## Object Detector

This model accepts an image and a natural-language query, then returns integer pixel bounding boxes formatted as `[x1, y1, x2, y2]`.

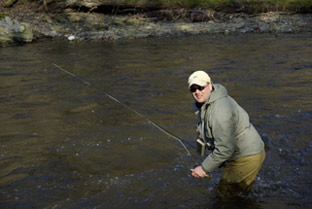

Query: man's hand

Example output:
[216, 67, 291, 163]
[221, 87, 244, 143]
[191, 165, 209, 178]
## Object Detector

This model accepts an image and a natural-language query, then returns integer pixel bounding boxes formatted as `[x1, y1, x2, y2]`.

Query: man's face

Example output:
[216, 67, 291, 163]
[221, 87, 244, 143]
[190, 83, 213, 103]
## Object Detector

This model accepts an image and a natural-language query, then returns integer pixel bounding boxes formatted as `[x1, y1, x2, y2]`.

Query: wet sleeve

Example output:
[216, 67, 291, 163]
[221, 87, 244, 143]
[201, 100, 236, 173]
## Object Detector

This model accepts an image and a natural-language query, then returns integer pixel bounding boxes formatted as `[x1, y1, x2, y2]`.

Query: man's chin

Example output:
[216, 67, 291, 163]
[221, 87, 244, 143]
[195, 98, 204, 103]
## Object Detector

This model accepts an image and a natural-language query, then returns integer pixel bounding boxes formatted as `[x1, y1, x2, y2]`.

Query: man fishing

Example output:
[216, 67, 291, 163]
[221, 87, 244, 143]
[189, 71, 265, 198]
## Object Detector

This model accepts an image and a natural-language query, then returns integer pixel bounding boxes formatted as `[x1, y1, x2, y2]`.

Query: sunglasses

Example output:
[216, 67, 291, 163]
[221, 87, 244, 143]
[190, 85, 206, 93]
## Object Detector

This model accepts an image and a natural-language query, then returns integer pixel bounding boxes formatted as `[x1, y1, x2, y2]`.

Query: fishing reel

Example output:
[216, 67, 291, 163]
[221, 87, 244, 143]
[196, 138, 215, 156]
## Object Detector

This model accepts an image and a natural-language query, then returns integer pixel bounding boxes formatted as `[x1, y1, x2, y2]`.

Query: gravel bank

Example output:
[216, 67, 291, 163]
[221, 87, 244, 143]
[1, 2, 311, 44]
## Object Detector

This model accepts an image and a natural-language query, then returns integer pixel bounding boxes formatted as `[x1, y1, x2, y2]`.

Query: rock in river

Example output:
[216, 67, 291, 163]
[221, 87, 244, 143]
[0, 15, 33, 44]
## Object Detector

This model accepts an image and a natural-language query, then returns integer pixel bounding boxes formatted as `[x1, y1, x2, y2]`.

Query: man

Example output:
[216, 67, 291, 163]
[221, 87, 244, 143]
[188, 70, 265, 197]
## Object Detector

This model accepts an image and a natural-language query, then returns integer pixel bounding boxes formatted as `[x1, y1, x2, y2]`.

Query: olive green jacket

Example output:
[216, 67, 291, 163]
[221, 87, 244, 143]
[194, 84, 264, 173]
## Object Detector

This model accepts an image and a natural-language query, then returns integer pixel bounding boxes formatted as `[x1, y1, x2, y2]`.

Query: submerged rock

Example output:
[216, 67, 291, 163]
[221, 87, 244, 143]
[0, 15, 33, 44]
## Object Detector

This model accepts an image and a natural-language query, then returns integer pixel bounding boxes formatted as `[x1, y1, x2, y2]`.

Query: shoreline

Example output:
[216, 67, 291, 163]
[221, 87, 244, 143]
[1, 3, 312, 45]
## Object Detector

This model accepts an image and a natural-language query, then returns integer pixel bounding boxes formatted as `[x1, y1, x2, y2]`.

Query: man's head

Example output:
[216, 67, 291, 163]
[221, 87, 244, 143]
[188, 71, 213, 103]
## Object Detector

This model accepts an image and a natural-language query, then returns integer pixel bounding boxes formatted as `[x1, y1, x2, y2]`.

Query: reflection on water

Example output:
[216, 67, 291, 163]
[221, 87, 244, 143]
[1, 34, 312, 208]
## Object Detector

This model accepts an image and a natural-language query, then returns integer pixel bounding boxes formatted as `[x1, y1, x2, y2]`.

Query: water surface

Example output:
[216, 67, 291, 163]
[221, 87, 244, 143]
[1, 34, 312, 208]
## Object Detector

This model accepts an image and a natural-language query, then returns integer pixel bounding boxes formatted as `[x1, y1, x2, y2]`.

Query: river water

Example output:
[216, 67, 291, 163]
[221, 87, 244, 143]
[1, 34, 311, 208]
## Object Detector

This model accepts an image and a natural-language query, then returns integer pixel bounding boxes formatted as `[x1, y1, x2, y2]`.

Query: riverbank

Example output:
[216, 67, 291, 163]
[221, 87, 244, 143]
[1, 0, 312, 45]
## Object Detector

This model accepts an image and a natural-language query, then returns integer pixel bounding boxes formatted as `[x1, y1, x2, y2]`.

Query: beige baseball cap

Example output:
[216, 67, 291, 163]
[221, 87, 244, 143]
[188, 71, 212, 88]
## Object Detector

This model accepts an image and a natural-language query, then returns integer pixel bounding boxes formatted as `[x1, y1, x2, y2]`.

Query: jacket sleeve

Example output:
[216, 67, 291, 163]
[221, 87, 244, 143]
[201, 99, 236, 173]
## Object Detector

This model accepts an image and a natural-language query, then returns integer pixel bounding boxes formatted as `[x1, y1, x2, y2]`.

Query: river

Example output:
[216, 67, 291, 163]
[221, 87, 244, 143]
[1, 33, 311, 208]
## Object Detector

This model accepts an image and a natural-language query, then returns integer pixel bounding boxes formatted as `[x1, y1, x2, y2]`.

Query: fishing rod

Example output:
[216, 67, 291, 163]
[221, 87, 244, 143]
[52, 63, 199, 165]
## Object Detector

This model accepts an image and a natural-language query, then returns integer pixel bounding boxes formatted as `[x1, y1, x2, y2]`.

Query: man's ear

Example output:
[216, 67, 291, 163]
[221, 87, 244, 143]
[208, 83, 213, 91]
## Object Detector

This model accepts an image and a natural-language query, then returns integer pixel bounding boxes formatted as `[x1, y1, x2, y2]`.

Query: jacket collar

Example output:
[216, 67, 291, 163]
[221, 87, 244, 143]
[193, 84, 228, 113]
[207, 83, 228, 104]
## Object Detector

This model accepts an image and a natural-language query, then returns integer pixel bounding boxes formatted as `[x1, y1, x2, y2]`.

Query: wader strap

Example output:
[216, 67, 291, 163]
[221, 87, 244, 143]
[201, 107, 210, 145]
[201, 121, 208, 145]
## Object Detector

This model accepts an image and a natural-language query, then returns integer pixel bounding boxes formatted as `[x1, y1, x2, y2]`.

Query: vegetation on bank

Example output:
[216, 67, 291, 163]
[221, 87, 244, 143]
[1, 0, 311, 45]
[117, 0, 312, 13]
[3, 0, 312, 13]
[105, 0, 312, 9]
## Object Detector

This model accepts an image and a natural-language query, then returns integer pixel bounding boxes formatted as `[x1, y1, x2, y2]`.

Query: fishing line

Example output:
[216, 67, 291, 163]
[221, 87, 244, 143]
[52, 63, 199, 165]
